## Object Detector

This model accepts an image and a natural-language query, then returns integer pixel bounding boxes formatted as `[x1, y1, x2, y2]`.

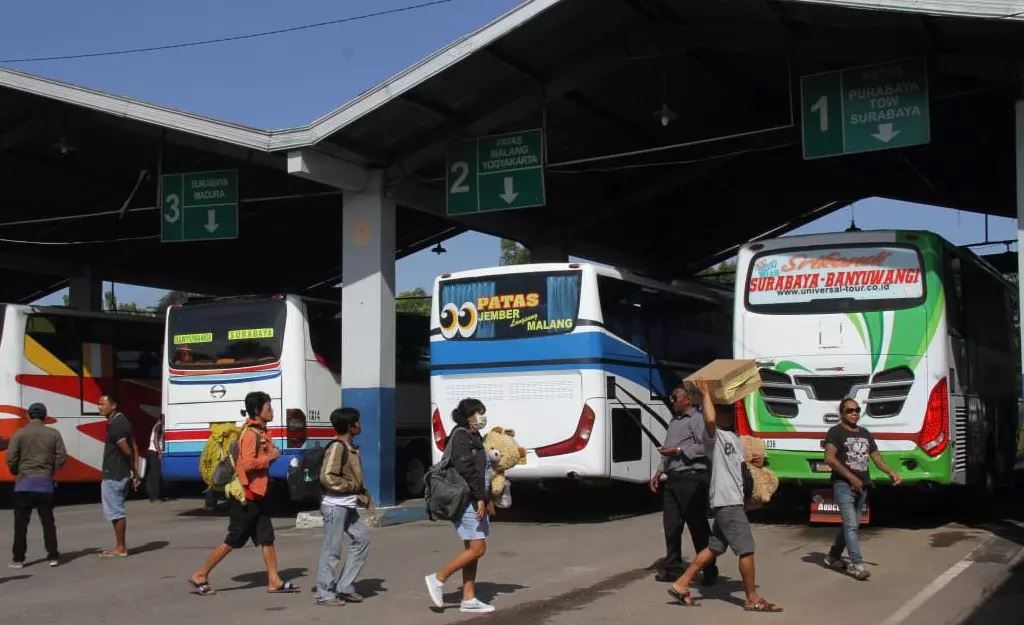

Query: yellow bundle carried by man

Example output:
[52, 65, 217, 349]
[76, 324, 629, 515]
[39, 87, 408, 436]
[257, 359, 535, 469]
[199, 423, 241, 490]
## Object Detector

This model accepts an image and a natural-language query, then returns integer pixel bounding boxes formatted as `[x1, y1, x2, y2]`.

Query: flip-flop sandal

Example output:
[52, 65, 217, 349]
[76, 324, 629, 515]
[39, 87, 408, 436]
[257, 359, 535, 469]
[99, 551, 128, 558]
[188, 579, 216, 596]
[268, 581, 301, 594]
[667, 588, 699, 606]
[745, 598, 783, 612]
[316, 599, 346, 607]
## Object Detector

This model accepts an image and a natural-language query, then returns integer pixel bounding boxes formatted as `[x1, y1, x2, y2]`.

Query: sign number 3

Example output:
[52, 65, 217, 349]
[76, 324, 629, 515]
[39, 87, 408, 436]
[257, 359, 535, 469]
[165, 193, 181, 223]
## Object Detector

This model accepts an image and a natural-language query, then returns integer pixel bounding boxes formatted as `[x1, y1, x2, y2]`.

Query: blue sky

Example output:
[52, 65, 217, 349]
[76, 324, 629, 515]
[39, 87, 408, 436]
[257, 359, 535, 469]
[2, 1, 1016, 307]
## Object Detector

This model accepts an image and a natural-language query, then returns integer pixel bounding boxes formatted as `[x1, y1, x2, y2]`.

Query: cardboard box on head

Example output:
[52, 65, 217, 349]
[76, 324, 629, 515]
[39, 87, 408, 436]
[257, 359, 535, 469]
[684, 359, 762, 405]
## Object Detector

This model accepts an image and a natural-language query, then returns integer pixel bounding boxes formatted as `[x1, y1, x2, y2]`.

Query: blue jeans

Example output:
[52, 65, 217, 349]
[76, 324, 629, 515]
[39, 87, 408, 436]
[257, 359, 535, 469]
[830, 481, 868, 565]
[315, 505, 370, 602]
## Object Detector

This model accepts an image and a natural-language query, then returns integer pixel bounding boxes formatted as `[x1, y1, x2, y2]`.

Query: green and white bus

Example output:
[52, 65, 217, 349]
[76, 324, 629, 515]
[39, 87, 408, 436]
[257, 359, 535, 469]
[733, 230, 1021, 510]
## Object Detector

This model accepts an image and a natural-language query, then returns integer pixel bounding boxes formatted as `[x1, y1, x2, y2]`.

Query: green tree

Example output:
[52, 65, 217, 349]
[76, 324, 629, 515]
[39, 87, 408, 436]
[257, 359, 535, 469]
[104, 290, 117, 311]
[62, 293, 70, 307]
[499, 238, 531, 265]
[396, 287, 431, 316]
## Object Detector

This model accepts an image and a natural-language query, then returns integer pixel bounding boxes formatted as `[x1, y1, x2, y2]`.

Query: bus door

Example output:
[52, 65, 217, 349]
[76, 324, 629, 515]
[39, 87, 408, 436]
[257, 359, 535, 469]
[605, 302, 656, 482]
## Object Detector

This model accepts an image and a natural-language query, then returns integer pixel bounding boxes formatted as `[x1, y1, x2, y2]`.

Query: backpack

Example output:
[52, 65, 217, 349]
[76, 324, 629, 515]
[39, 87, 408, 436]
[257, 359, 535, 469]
[286, 440, 347, 503]
[211, 426, 262, 488]
[423, 428, 471, 521]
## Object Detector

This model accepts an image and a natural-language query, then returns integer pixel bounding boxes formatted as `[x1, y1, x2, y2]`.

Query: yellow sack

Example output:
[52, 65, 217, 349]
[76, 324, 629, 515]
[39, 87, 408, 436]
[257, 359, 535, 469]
[199, 423, 241, 489]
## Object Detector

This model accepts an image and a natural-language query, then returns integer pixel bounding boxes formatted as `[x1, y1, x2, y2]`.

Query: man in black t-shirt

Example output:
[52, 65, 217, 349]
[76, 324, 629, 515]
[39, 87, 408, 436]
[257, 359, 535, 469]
[823, 397, 902, 581]
[99, 393, 140, 558]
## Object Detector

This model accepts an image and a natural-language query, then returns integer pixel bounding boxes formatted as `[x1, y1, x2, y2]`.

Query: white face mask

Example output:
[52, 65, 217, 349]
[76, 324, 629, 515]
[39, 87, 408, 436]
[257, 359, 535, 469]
[474, 413, 487, 430]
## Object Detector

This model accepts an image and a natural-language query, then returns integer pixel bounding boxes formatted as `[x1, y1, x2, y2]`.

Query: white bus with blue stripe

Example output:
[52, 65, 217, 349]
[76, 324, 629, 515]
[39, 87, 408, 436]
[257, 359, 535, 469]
[429, 263, 732, 485]
[161, 294, 433, 498]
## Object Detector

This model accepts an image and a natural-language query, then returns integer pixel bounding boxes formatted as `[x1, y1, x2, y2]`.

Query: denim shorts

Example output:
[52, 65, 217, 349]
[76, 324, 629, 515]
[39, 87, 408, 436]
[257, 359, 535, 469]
[453, 501, 490, 541]
[101, 478, 130, 521]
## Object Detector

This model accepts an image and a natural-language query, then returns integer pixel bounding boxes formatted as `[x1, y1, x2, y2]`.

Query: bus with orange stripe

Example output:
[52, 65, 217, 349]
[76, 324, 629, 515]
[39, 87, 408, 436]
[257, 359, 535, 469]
[0, 304, 162, 486]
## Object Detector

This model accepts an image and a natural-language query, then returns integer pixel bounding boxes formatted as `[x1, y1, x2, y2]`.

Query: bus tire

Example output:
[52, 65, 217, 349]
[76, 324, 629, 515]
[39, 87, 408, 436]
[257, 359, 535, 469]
[964, 463, 996, 522]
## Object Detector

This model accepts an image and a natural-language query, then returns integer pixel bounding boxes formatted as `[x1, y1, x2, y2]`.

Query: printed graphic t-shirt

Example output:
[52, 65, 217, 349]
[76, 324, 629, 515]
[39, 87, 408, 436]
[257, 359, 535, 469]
[825, 424, 878, 485]
[705, 428, 745, 509]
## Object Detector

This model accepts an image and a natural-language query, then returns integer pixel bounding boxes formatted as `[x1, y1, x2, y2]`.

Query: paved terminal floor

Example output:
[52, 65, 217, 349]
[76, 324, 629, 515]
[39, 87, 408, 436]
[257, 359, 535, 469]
[0, 483, 1021, 625]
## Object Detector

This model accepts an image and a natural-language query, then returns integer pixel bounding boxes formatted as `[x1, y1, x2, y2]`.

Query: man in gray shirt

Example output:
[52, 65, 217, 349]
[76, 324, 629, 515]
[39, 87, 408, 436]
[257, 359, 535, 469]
[650, 386, 717, 585]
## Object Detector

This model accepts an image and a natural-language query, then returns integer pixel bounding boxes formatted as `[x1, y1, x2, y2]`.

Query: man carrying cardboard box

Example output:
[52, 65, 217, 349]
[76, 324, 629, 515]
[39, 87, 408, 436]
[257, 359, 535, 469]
[667, 378, 782, 613]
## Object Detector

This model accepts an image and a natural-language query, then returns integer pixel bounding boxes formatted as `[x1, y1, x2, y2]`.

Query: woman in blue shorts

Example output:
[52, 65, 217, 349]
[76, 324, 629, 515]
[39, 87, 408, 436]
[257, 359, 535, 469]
[424, 398, 494, 614]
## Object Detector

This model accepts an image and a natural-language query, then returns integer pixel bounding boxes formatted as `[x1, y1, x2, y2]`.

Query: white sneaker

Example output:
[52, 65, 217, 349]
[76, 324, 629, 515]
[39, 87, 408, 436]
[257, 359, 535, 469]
[424, 573, 444, 608]
[8, 562, 23, 569]
[48, 560, 59, 568]
[460, 598, 495, 613]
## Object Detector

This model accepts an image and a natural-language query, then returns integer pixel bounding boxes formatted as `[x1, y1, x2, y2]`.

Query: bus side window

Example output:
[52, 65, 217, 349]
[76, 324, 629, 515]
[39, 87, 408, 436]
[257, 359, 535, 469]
[116, 321, 162, 379]
[26, 314, 82, 375]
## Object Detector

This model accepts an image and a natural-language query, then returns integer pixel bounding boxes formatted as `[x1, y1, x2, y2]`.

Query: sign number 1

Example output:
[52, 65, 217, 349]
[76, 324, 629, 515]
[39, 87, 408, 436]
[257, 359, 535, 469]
[810, 95, 829, 132]
[449, 161, 470, 194]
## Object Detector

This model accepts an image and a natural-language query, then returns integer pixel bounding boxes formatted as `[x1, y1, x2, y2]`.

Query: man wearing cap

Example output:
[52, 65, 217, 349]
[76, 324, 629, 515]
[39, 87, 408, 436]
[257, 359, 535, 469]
[6, 402, 66, 568]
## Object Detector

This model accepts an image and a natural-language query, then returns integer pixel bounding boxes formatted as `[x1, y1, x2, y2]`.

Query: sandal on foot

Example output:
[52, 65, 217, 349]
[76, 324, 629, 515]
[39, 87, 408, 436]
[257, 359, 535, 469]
[268, 581, 301, 593]
[188, 579, 216, 596]
[745, 598, 783, 612]
[667, 588, 698, 606]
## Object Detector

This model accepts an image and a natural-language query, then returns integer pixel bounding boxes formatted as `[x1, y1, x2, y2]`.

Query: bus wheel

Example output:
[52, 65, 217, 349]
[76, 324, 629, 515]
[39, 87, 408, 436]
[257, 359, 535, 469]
[404, 457, 427, 499]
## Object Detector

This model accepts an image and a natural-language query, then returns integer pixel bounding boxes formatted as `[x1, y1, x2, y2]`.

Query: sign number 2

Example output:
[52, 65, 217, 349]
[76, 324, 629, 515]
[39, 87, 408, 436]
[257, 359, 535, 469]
[165, 193, 181, 223]
[449, 161, 470, 194]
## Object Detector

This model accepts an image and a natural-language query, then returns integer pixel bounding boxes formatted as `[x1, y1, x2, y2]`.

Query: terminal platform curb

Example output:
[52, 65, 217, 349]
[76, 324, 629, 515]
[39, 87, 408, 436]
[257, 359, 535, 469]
[295, 498, 428, 529]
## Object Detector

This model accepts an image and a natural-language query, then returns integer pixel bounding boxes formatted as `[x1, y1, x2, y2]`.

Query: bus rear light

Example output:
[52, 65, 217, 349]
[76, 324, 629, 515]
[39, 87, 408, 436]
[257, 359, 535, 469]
[734, 398, 753, 437]
[569, 263, 580, 268]
[536, 404, 596, 458]
[286, 409, 307, 449]
[749, 243, 764, 251]
[432, 407, 447, 451]
[441, 273, 451, 279]
[918, 378, 949, 457]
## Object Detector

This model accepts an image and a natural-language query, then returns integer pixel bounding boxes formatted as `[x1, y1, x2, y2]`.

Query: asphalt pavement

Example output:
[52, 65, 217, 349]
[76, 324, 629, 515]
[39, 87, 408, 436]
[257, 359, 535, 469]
[0, 483, 1020, 625]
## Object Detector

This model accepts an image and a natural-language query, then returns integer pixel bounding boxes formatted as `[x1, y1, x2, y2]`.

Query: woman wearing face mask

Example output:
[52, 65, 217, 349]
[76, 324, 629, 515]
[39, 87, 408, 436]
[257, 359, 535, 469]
[424, 398, 495, 613]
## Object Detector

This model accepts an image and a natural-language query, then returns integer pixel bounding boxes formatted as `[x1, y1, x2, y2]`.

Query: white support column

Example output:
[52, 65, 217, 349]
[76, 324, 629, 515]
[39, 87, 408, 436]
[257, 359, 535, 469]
[341, 171, 397, 506]
[68, 269, 102, 311]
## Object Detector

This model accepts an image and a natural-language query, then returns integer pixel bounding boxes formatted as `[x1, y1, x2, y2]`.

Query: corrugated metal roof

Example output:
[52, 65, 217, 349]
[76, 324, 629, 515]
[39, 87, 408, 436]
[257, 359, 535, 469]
[0, 0, 1021, 159]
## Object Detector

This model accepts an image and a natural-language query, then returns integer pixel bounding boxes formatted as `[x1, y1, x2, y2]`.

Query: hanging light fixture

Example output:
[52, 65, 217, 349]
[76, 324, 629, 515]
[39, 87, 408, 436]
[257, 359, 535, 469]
[652, 37, 676, 128]
[431, 241, 447, 255]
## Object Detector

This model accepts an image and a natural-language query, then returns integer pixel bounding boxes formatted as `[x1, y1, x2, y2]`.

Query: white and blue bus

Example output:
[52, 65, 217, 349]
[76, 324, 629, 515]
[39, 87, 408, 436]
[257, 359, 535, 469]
[429, 263, 732, 485]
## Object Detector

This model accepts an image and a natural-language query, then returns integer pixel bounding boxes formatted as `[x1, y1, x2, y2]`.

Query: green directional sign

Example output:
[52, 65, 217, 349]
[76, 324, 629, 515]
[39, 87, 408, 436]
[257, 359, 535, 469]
[446, 129, 546, 215]
[801, 57, 930, 159]
[160, 169, 239, 243]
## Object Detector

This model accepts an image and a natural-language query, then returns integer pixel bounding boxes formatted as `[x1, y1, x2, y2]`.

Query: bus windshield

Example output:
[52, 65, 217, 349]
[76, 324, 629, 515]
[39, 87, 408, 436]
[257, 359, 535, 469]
[745, 243, 926, 314]
[438, 270, 581, 340]
[167, 299, 286, 369]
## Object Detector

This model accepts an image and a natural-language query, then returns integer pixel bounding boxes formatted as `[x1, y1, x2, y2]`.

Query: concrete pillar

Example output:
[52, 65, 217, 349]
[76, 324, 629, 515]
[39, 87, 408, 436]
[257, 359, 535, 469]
[342, 172, 397, 507]
[1015, 101, 1024, 443]
[68, 269, 102, 311]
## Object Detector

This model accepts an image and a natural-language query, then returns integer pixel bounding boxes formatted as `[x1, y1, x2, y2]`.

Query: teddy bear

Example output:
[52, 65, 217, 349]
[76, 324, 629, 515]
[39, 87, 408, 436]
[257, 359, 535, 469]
[482, 426, 525, 512]
[740, 435, 779, 508]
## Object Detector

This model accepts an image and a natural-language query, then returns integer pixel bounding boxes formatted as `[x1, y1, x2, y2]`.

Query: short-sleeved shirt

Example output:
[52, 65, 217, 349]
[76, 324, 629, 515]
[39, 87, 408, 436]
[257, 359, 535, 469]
[825, 424, 878, 485]
[102, 412, 134, 480]
[705, 428, 745, 509]
[661, 408, 709, 473]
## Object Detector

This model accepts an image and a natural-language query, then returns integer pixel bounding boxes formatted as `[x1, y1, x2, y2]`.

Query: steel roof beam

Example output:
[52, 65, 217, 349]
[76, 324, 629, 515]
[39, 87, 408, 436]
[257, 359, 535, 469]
[287, 148, 371, 192]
